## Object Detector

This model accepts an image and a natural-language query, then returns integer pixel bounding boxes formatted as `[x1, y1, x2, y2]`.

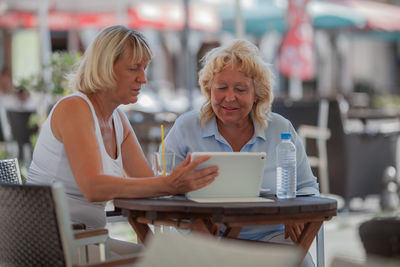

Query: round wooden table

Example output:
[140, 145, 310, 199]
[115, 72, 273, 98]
[114, 195, 337, 264]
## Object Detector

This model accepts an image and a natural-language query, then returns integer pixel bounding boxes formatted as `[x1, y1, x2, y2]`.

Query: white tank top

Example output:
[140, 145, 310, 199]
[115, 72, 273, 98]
[27, 91, 125, 228]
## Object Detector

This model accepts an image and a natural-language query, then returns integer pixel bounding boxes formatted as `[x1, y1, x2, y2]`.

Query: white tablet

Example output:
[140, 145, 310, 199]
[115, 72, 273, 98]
[187, 152, 266, 200]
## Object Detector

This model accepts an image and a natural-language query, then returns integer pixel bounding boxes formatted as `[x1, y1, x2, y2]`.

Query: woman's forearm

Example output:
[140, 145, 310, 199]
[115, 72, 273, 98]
[79, 174, 173, 202]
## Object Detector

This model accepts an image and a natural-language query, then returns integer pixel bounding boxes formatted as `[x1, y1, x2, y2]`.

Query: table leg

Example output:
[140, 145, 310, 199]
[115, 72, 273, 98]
[316, 224, 325, 267]
[285, 221, 323, 264]
[128, 216, 151, 244]
[190, 218, 220, 236]
[297, 221, 323, 264]
[299, 221, 322, 251]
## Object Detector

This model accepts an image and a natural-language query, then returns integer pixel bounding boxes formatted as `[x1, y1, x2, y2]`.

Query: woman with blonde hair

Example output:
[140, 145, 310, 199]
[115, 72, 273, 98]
[27, 25, 218, 256]
[164, 39, 319, 266]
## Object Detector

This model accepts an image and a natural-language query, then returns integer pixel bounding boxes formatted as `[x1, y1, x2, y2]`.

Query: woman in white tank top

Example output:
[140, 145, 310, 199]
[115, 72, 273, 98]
[27, 25, 218, 257]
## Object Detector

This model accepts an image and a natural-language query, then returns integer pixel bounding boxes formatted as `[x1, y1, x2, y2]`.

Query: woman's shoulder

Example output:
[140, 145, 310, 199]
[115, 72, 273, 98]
[52, 93, 92, 121]
[267, 112, 293, 129]
[50, 93, 95, 140]
[55, 93, 89, 111]
[268, 112, 290, 123]
[174, 110, 201, 126]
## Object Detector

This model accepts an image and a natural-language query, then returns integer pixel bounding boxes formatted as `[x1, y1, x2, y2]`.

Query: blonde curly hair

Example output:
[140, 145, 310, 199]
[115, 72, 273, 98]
[198, 39, 273, 132]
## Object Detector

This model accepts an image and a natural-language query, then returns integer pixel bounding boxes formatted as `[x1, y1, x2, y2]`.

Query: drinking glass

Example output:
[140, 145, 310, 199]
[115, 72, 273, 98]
[152, 152, 176, 176]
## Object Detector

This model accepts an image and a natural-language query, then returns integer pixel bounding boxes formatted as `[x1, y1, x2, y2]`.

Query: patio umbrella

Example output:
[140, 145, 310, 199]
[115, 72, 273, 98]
[309, 0, 365, 30]
[336, 0, 400, 40]
[220, 0, 366, 35]
[0, 0, 221, 31]
[337, 0, 400, 32]
[220, 1, 286, 35]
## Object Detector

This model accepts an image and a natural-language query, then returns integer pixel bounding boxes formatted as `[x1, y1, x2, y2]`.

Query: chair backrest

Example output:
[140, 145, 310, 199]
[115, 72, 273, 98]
[0, 183, 77, 267]
[6, 110, 38, 162]
[325, 98, 348, 197]
[359, 217, 400, 259]
[0, 158, 22, 184]
[272, 98, 330, 191]
[272, 98, 320, 129]
[6, 110, 37, 145]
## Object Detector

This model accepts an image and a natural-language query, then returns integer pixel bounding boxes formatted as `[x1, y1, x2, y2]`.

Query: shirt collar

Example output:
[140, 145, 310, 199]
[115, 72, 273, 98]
[202, 116, 221, 139]
[248, 113, 267, 144]
[202, 113, 267, 142]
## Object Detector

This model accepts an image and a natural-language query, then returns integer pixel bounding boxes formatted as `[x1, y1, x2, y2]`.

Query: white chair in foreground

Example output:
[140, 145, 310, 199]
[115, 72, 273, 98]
[136, 231, 301, 267]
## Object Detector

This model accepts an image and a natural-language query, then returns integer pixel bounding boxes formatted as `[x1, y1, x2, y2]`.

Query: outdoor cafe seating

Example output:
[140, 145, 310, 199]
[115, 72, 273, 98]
[6, 110, 37, 164]
[0, 158, 22, 185]
[272, 96, 400, 209]
[0, 183, 138, 267]
[0, 182, 307, 267]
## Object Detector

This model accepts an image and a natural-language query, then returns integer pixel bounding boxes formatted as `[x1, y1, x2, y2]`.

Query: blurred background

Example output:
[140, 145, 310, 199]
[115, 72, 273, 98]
[1, 0, 400, 266]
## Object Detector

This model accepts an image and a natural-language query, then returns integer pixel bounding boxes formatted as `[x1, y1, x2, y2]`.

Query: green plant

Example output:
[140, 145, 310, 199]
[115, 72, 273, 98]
[28, 113, 40, 149]
[19, 162, 27, 183]
[371, 94, 400, 110]
[0, 150, 9, 160]
[13, 51, 80, 154]
[49, 51, 80, 96]
[15, 51, 80, 96]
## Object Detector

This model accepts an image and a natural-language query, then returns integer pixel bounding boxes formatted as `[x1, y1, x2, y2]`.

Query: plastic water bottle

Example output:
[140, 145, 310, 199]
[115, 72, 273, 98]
[276, 132, 296, 199]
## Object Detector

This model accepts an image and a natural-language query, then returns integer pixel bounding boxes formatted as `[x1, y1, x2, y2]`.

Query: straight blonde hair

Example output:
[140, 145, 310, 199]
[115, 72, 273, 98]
[69, 25, 153, 93]
[198, 39, 273, 132]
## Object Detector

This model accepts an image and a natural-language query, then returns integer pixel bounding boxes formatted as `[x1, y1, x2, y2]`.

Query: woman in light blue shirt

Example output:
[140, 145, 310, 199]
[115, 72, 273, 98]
[164, 39, 319, 266]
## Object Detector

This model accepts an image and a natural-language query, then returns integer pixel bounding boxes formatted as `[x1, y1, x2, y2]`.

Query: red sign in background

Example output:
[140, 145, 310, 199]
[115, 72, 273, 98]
[279, 0, 314, 81]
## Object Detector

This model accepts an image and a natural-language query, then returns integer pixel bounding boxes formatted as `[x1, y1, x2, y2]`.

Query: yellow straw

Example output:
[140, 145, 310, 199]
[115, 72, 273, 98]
[161, 125, 166, 176]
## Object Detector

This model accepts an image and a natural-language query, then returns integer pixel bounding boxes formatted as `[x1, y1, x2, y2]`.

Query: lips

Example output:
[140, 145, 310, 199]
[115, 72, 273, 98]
[222, 105, 239, 111]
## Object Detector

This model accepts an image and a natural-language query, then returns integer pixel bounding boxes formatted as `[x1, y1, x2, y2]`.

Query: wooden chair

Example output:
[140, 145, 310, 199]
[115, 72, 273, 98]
[0, 183, 138, 266]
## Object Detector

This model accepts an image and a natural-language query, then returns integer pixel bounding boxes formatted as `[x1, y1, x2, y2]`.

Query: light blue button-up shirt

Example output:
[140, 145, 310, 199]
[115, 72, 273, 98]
[164, 110, 319, 240]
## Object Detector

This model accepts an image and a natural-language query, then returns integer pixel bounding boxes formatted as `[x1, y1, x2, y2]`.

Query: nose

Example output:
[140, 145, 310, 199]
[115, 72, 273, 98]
[224, 88, 236, 102]
[137, 69, 147, 84]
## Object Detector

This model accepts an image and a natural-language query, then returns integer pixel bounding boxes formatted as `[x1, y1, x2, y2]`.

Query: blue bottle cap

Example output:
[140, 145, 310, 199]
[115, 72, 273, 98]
[281, 132, 291, 139]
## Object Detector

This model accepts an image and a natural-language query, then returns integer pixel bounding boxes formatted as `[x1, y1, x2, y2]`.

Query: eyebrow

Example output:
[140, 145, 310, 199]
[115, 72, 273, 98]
[213, 81, 250, 87]
[129, 62, 148, 68]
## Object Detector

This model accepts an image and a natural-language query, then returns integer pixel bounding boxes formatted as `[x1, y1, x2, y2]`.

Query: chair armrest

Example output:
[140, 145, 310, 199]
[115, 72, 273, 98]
[298, 125, 331, 140]
[73, 229, 110, 263]
[73, 228, 109, 249]
[74, 229, 108, 240]
[75, 254, 140, 267]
